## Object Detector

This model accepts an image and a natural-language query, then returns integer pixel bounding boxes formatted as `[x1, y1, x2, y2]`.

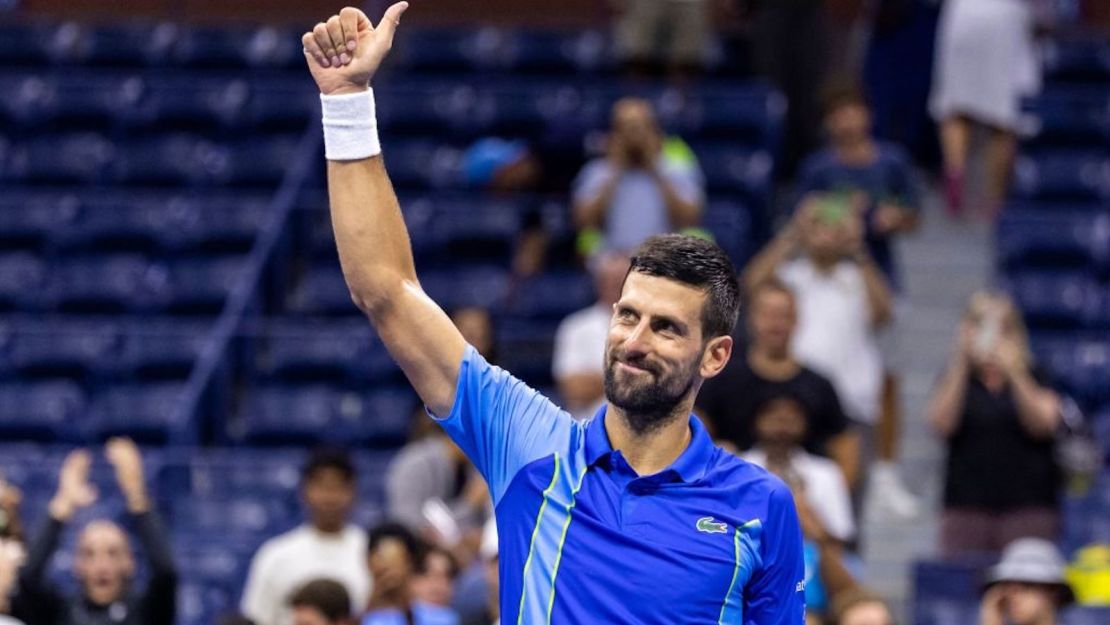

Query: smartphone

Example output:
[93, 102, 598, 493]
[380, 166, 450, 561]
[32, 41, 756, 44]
[975, 311, 1001, 357]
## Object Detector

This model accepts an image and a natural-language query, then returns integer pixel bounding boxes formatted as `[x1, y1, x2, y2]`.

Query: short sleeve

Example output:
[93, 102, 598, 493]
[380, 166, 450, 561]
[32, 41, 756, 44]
[663, 163, 705, 207]
[571, 160, 612, 206]
[431, 345, 575, 505]
[810, 374, 849, 450]
[743, 485, 806, 625]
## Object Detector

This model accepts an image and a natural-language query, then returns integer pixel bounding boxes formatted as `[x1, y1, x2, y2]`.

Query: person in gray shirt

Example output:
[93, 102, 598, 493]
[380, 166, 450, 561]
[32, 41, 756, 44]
[572, 98, 704, 253]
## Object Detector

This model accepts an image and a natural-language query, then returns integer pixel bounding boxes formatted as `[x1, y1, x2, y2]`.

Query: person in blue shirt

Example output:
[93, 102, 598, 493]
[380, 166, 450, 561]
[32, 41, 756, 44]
[301, 5, 806, 624]
[796, 85, 921, 292]
[362, 523, 458, 625]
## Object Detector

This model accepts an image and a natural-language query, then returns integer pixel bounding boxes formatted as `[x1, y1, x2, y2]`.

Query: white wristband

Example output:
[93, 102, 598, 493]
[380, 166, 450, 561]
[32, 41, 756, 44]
[321, 89, 381, 161]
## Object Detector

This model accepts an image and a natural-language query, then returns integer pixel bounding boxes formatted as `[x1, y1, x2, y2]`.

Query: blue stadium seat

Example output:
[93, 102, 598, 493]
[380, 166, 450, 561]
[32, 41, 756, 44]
[224, 135, 300, 187]
[1024, 88, 1110, 150]
[286, 265, 357, 315]
[71, 23, 178, 67]
[242, 81, 318, 131]
[0, 192, 80, 251]
[1094, 405, 1110, 459]
[114, 134, 225, 187]
[380, 139, 464, 190]
[501, 29, 611, 75]
[1005, 271, 1101, 330]
[117, 319, 211, 379]
[170, 25, 263, 68]
[6, 133, 115, 185]
[1033, 337, 1110, 407]
[256, 318, 399, 384]
[173, 449, 307, 500]
[52, 202, 172, 255]
[703, 199, 755, 265]
[86, 383, 193, 444]
[409, 196, 524, 265]
[0, 75, 134, 131]
[132, 78, 247, 132]
[507, 271, 594, 320]
[1042, 39, 1110, 84]
[1013, 151, 1110, 202]
[1064, 609, 1110, 625]
[172, 497, 290, 536]
[166, 256, 245, 314]
[0, 381, 86, 442]
[996, 211, 1106, 271]
[7, 320, 121, 379]
[653, 85, 785, 148]
[0, 253, 48, 311]
[420, 265, 512, 311]
[232, 385, 414, 446]
[495, 316, 560, 389]
[46, 255, 170, 314]
[0, 23, 53, 65]
[391, 28, 497, 74]
[913, 600, 979, 625]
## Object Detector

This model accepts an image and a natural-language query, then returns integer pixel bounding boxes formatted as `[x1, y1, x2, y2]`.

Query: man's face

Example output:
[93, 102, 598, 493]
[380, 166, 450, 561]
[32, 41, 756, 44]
[753, 399, 807, 448]
[292, 606, 340, 625]
[74, 521, 134, 606]
[999, 582, 1057, 625]
[612, 99, 661, 160]
[840, 601, 893, 625]
[749, 289, 795, 356]
[411, 551, 455, 607]
[604, 272, 729, 431]
[302, 468, 355, 533]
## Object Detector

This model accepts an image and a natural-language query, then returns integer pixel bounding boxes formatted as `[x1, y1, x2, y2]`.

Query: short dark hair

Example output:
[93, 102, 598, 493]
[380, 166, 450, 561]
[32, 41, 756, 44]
[820, 82, 869, 118]
[417, 544, 460, 579]
[302, 447, 356, 484]
[289, 579, 351, 622]
[368, 521, 422, 563]
[748, 277, 795, 308]
[628, 234, 741, 340]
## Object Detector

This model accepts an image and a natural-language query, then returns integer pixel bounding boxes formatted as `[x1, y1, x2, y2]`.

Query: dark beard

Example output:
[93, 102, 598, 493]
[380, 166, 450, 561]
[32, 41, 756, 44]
[603, 350, 700, 436]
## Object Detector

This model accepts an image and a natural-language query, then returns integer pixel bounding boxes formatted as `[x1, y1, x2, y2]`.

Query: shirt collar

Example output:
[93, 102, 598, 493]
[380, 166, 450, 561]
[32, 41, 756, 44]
[583, 404, 715, 483]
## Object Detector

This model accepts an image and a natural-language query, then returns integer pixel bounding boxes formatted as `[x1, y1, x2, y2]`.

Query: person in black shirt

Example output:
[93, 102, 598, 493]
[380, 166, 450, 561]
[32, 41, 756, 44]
[697, 279, 860, 487]
[13, 439, 176, 625]
[927, 292, 1063, 558]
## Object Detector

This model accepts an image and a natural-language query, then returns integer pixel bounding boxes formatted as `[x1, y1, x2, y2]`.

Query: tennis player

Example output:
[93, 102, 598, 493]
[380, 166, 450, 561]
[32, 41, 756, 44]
[301, 5, 805, 623]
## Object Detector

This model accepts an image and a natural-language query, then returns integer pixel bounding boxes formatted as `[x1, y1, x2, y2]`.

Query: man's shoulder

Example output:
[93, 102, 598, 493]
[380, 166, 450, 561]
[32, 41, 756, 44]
[706, 449, 787, 494]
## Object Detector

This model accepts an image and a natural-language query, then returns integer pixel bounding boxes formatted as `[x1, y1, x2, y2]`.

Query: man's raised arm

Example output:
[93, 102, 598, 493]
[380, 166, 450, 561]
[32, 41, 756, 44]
[302, 4, 465, 415]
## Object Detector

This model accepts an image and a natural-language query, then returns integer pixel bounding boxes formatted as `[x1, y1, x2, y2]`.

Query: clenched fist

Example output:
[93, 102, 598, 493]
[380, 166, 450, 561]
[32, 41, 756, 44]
[302, 3, 409, 96]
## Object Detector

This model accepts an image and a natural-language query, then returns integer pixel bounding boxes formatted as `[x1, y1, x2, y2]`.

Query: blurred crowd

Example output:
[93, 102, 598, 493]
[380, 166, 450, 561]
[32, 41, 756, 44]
[0, 1, 1105, 625]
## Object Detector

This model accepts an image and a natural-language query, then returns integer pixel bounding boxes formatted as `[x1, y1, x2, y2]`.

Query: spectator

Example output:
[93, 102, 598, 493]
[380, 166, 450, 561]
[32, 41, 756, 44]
[411, 546, 458, 609]
[979, 538, 1074, 625]
[930, 0, 1044, 216]
[385, 433, 487, 541]
[797, 84, 920, 291]
[741, 396, 855, 544]
[0, 539, 23, 625]
[241, 448, 370, 625]
[13, 439, 177, 625]
[928, 292, 1062, 557]
[572, 98, 704, 254]
[830, 589, 895, 625]
[552, 252, 630, 419]
[0, 478, 22, 542]
[290, 579, 356, 625]
[697, 279, 860, 486]
[363, 523, 457, 625]
[455, 519, 499, 625]
[613, 0, 712, 77]
[743, 196, 918, 516]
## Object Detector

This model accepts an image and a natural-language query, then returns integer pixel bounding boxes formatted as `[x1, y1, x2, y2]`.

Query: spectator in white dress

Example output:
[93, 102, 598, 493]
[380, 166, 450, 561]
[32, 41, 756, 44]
[930, 0, 1046, 217]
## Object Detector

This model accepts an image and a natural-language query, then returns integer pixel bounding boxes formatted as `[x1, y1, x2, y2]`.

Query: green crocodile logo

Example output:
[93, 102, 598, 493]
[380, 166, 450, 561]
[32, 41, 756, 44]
[696, 516, 728, 534]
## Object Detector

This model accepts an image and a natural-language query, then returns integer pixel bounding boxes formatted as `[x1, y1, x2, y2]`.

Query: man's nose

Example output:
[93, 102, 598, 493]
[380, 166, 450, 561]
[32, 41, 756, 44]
[622, 320, 652, 356]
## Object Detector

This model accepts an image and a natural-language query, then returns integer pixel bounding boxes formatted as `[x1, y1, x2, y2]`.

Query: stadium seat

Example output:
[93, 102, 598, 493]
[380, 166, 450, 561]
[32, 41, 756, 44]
[6, 132, 115, 185]
[224, 135, 301, 187]
[0, 23, 54, 66]
[1032, 337, 1110, 407]
[166, 256, 245, 314]
[495, 316, 560, 389]
[0, 192, 80, 252]
[255, 318, 399, 384]
[507, 271, 594, 320]
[1042, 39, 1110, 84]
[118, 318, 212, 379]
[86, 383, 194, 444]
[286, 265, 358, 316]
[1063, 608, 1110, 625]
[231, 385, 414, 446]
[172, 449, 307, 500]
[501, 29, 611, 75]
[913, 600, 979, 625]
[380, 139, 465, 190]
[114, 134, 225, 187]
[1005, 271, 1101, 330]
[7, 319, 121, 379]
[691, 143, 773, 204]
[996, 211, 1107, 272]
[172, 496, 291, 536]
[46, 255, 170, 314]
[68, 23, 178, 68]
[1012, 151, 1110, 202]
[242, 80, 318, 131]
[419, 265, 512, 311]
[0, 253, 48, 311]
[703, 199, 755, 265]
[390, 28, 498, 74]
[0, 381, 86, 442]
[1023, 88, 1110, 150]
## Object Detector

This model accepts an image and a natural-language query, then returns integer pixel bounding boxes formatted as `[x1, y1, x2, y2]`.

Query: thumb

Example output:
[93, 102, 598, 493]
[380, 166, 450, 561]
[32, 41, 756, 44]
[374, 1, 410, 45]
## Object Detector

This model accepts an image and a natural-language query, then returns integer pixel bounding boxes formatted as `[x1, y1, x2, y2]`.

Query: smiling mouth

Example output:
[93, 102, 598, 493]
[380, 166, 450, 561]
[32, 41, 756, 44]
[617, 361, 652, 374]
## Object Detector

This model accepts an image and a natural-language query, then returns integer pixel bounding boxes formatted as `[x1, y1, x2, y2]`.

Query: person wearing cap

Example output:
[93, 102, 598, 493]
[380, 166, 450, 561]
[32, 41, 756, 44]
[979, 538, 1075, 625]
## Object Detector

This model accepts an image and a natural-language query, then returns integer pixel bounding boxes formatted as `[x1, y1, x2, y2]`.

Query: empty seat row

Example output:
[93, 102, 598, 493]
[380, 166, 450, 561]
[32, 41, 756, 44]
[1005, 271, 1110, 331]
[1042, 38, 1110, 84]
[0, 132, 299, 188]
[1012, 150, 1110, 202]
[1023, 88, 1110, 150]
[997, 211, 1110, 273]
[0, 253, 244, 314]
[0, 191, 267, 254]
[1031, 336, 1110, 408]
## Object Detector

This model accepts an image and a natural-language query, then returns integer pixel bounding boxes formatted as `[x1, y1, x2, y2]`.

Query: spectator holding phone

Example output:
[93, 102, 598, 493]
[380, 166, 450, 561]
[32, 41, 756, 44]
[979, 538, 1074, 625]
[927, 292, 1063, 557]
[572, 98, 704, 253]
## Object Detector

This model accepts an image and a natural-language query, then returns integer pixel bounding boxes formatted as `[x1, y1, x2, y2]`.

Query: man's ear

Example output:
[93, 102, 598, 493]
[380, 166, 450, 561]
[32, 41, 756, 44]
[700, 334, 733, 380]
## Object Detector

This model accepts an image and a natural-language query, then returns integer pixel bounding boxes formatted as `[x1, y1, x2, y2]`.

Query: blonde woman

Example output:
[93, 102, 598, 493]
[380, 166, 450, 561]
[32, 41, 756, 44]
[927, 291, 1063, 557]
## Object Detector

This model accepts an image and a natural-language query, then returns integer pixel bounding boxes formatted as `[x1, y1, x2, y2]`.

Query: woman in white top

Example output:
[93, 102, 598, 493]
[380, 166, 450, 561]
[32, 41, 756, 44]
[930, 0, 1044, 217]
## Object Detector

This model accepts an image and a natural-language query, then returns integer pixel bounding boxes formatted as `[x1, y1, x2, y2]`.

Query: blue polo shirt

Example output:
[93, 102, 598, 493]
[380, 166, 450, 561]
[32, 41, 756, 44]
[433, 345, 805, 625]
